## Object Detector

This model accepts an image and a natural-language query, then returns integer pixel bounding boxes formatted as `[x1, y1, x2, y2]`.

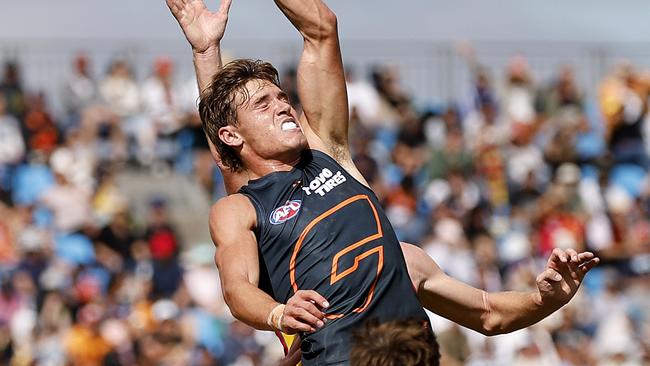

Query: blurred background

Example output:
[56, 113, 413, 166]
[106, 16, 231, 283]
[1, 0, 650, 365]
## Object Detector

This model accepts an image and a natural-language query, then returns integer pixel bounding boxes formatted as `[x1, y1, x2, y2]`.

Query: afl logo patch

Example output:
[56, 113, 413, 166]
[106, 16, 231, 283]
[270, 200, 302, 225]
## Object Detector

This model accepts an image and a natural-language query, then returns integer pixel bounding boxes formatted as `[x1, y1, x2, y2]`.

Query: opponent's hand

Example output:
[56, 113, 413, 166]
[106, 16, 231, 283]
[166, 0, 233, 53]
[536, 248, 599, 307]
[282, 290, 329, 334]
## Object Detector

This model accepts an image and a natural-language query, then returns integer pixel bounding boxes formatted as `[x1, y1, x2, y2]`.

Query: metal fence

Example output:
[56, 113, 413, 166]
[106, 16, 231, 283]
[2, 38, 650, 115]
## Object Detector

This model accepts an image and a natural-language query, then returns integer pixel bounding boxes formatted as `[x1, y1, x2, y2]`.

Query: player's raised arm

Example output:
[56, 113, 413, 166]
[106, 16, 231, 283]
[273, 0, 350, 151]
[166, 0, 232, 93]
[402, 243, 599, 336]
[168, 0, 250, 192]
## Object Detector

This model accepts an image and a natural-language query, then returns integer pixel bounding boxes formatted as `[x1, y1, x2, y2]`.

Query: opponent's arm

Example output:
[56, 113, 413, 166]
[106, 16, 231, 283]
[210, 195, 328, 333]
[402, 244, 599, 336]
[273, 0, 349, 150]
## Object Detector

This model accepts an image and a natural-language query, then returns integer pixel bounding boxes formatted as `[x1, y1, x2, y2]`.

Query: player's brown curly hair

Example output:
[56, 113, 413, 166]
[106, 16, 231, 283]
[198, 59, 281, 172]
[350, 318, 440, 366]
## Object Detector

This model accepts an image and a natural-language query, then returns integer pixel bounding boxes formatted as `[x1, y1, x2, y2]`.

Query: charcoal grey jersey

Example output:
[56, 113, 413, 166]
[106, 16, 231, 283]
[239, 149, 429, 365]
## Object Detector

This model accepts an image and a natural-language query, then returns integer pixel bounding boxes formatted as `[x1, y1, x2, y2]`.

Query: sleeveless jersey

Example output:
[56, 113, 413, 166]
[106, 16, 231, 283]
[239, 149, 429, 365]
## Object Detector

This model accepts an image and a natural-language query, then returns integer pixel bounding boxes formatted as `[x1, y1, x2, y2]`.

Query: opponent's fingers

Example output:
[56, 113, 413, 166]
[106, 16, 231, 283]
[297, 290, 329, 309]
[288, 334, 302, 354]
[280, 337, 303, 366]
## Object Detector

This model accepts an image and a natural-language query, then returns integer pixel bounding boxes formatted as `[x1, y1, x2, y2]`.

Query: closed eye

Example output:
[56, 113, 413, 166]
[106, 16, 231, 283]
[278, 91, 290, 104]
[253, 94, 271, 110]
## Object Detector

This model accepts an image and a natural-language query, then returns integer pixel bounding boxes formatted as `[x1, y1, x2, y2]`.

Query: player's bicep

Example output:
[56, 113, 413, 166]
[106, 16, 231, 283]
[210, 195, 261, 288]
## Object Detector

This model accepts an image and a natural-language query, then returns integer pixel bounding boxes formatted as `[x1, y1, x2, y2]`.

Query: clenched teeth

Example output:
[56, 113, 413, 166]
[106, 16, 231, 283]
[281, 121, 298, 131]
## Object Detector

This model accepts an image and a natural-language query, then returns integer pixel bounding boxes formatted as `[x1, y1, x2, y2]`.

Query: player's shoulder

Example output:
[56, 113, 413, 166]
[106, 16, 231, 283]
[209, 194, 256, 228]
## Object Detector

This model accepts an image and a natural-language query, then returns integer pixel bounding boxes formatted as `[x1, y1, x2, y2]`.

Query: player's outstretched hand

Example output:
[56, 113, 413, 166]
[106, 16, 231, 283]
[282, 290, 329, 334]
[166, 0, 233, 53]
[536, 248, 599, 307]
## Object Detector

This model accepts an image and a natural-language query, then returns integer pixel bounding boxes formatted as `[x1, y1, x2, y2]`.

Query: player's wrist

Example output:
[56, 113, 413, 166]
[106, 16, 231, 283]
[267, 303, 286, 331]
[192, 44, 220, 59]
[530, 291, 544, 308]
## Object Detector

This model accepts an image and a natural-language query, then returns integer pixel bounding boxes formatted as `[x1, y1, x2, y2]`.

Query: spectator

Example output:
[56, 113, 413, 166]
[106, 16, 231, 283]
[0, 92, 25, 201]
[0, 62, 25, 118]
[140, 56, 184, 163]
[23, 92, 59, 156]
[61, 52, 98, 124]
[99, 58, 141, 120]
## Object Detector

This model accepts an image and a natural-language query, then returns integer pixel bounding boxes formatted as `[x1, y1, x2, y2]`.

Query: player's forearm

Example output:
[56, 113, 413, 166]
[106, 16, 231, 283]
[222, 279, 281, 331]
[483, 291, 558, 335]
[418, 273, 556, 336]
[193, 45, 223, 95]
[273, 0, 337, 42]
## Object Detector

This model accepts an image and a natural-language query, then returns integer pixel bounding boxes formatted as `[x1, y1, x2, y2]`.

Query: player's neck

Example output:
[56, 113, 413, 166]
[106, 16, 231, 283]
[244, 153, 302, 180]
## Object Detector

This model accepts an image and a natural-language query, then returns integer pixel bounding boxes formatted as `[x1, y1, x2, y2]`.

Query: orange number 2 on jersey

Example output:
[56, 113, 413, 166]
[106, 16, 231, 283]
[289, 194, 384, 320]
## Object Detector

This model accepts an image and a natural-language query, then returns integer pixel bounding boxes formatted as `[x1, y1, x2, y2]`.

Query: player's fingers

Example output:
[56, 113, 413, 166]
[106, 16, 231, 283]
[577, 252, 594, 262]
[579, 257, 600, 274]
[167, 0, 180, 13]
[284, 317, 315, 333]
[298, 301, 326, 321]
[550, 248, 568, 264]
[293, 307, 324, 329]
[299, 290, 329, 309]
[538, 268, 562, 283]
[565, 248, 579, 263]
[555, 257, 580, 282]
[219, 0, 233, 15]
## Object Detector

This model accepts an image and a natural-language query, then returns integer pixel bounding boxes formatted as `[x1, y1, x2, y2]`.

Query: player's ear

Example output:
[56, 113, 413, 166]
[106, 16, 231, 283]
[218, 125, 243, 148]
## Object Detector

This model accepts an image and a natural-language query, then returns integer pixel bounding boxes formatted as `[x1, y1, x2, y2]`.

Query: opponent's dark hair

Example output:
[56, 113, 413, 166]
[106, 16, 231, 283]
[350, 318, 440, 366]
[198, 59, 281, 172]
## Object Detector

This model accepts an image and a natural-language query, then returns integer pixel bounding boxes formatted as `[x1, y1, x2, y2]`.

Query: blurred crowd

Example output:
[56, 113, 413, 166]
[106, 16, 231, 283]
[0, 48, 649, 365]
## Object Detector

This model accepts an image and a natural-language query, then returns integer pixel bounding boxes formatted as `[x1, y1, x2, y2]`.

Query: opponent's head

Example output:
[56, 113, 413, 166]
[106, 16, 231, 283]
[199, 59, 305, 172]
[350, 318, 440, 366]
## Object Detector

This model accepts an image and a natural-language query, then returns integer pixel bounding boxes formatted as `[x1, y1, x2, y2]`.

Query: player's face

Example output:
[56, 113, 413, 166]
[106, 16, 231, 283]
[234, 79, 307, 163]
